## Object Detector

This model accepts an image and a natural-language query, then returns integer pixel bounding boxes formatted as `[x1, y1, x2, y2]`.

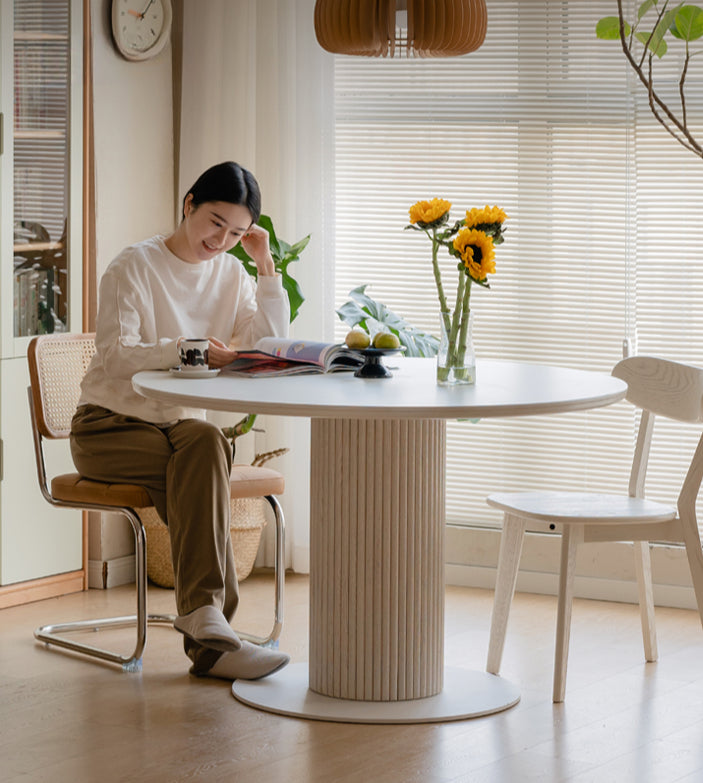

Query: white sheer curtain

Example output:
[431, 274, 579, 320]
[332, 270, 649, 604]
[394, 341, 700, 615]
[178, 0, 334, 572]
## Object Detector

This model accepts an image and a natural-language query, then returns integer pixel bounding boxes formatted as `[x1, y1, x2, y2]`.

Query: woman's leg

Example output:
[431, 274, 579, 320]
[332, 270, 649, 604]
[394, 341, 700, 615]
[70, 404, 287, 678]
[161, 418, 241, 672]
[70, 404, 173, 516]
[161, 418, 237, 618]
[71, 406, 236, 667]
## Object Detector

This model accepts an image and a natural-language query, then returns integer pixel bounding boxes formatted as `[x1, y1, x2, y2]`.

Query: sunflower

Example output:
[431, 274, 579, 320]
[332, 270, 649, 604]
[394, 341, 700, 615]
[465, 205, 508, 228]
[408, 198, 452, 228]
[453, 228, 496, 283]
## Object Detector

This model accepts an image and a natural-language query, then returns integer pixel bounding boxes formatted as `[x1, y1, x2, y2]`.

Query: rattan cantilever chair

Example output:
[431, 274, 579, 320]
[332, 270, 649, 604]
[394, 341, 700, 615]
[28, 332, 285, 672]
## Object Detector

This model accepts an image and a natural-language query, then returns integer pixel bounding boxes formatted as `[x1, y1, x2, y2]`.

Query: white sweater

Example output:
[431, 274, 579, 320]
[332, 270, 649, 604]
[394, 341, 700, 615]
[79, 236, 290, 423]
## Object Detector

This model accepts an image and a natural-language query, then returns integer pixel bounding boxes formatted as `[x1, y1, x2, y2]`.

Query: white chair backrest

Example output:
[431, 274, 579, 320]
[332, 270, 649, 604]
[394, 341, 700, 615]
[28, 333, 96, 440]
[613, 356, 703, 423]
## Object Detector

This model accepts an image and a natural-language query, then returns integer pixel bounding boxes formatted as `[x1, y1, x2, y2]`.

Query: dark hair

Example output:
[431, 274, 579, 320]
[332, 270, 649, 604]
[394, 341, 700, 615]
[183, 161, 262, 223]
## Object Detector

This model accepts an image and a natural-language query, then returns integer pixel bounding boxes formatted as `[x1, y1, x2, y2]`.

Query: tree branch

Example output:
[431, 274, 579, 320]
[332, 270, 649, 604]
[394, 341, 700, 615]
[617, 0, 703, 158]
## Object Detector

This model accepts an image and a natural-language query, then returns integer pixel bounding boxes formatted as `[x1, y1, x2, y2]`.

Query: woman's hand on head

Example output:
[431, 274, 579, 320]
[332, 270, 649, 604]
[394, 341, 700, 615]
[207, 337, 237, 369]
[239, 223, 276, 277]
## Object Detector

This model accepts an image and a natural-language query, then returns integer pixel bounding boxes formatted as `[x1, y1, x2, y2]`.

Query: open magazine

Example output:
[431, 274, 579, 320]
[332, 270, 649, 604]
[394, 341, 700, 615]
[221, 337, 364, 377]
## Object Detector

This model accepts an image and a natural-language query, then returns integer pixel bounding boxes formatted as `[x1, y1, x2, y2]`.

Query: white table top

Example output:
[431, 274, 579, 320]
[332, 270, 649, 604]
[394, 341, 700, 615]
[133, 357, 627, 420]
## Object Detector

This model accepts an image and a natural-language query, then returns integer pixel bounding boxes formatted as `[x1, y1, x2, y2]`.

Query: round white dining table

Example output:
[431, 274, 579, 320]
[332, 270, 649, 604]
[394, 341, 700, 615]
[133, 357, 627, 723]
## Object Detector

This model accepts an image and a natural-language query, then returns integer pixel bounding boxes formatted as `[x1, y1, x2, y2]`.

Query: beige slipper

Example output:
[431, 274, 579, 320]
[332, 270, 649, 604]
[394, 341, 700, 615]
[199, 641, 290, 681]
[174, 606, 242, 653]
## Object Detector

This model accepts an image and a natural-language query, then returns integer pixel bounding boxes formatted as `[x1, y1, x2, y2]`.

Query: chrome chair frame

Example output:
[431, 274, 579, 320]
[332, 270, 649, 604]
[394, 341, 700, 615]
[28, 384, 172, 672]
[28, 333, 285, 672]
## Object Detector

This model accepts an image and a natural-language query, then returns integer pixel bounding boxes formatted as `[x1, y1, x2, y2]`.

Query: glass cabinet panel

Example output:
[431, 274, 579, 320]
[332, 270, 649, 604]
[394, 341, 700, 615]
[12, 0, 71, 336]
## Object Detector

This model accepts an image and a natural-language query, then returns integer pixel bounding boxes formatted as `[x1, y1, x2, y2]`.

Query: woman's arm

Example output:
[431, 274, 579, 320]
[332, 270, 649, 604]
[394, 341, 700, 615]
[95, 266, 179, 379]
[239, 223, 275, 277]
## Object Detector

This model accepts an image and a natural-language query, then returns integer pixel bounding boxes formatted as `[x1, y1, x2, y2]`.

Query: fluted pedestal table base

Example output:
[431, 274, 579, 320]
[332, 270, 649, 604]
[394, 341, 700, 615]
[232, 663, 520, 724]
[232, 417, 519, 723]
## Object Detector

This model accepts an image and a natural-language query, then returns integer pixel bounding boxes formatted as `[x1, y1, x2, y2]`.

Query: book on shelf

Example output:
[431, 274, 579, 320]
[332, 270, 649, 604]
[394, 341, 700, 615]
[13, 264, 48, 337]
[221, 337, 364, 377]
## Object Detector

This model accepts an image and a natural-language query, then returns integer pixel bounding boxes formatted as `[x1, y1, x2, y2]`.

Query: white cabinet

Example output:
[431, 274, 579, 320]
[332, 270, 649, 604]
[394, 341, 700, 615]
[0, 0, 83, 589]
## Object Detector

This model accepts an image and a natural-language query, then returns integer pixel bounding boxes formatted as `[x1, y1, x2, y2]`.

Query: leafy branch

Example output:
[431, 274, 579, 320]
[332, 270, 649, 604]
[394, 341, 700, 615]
[596, 0, 703, 159]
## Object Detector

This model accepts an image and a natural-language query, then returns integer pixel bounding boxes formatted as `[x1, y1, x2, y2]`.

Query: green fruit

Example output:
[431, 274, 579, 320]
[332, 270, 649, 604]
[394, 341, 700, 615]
[373, 332, 400, 349]
[345, 330, 371, 349]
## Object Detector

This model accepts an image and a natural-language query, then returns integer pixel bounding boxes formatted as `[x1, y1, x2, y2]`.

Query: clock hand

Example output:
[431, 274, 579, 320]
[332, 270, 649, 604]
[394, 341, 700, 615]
[127, 8, 141, 17]
[140, 0, 155, 18]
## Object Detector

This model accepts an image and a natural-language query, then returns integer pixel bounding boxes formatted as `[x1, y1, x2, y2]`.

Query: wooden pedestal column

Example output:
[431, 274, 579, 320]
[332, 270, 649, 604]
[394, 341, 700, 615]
[309, 417, 445, 701]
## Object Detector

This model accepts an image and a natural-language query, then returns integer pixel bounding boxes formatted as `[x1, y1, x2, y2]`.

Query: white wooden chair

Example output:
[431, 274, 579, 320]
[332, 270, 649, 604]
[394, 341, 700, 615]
[28, 333, 285, 671]
[485, 356, 703, 702]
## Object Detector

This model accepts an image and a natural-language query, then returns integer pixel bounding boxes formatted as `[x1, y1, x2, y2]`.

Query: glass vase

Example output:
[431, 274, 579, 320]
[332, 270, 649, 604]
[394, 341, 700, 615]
[436, 309, 476, 386]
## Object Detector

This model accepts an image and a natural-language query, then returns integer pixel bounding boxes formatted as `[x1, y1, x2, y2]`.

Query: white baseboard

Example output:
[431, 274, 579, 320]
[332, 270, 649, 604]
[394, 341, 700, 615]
[88, 555, 135, 589]
[445, 563, 698, 611]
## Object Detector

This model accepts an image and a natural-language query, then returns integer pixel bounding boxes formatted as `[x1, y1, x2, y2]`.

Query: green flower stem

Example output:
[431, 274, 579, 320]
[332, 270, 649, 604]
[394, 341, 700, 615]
[429, 230, 452, 335]
[448, 272, 465, 367]
[438, 274, 473, 383]
[457, 277, 473, 359]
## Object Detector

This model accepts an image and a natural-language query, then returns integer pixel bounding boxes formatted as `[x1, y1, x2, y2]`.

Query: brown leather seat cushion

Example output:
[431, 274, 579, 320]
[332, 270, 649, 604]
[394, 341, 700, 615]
[51, 474, 153, 507]
[52, 464, 283, 507]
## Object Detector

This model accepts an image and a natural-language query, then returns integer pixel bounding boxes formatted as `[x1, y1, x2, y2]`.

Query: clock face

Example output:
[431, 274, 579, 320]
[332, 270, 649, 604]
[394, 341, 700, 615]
[112, 0, 171, 60]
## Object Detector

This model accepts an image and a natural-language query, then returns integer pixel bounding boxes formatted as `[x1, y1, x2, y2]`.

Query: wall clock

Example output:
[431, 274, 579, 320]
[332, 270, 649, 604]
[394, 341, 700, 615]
[111, 0, 173, 62]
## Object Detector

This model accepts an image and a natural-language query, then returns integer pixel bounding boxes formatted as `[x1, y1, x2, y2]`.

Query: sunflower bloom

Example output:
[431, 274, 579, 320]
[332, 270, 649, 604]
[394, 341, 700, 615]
[465, 205, 508, 229]
[453, 228, 496, 282]
[409, 198, 452, 228]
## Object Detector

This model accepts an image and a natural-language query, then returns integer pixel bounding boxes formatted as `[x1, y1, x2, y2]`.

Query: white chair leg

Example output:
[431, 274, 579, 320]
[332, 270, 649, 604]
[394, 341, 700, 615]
[680, 513, 703, 632]
[553, 524, 583, 703]
[486, 514, 526, 675]
[633, 540, 658, 662]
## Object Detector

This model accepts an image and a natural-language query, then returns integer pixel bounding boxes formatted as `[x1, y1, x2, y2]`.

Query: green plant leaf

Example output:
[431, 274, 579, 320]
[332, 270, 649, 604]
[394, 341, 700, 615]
[635, 29, 669, 55]
[288, 235, 311, 257]
[671, 4, 703, 40]
[596, 16, 630, 39]
[336, 298, 369, 328]
[335, 285, 440, 357]
[228, 243, 249, 263]
[277, 238, 292, 258]
[282, 276, 304, 322]
[257, 214, 281, 258]
[638, 0, 657, 20]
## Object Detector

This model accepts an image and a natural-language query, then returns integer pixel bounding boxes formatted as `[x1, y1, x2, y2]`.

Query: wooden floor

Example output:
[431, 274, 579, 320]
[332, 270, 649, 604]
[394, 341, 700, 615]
[1, 573, 702, 783]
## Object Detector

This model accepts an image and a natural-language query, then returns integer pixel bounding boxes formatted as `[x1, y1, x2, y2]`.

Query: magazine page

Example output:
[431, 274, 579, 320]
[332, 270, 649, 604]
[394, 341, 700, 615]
[220, 337, 362, 376]
[222, 358, 323, 377]
[253, 337, 336, 367]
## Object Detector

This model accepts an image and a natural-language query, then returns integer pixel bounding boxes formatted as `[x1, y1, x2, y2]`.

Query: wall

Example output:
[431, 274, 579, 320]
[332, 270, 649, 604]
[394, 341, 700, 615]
[178, 0, 331, 573]
[91, 0, 175, 274]
[88, 0, 176, 580]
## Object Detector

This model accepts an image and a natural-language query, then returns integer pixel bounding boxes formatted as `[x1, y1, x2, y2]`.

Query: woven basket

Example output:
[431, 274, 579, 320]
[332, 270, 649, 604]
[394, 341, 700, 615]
[139, 497, 268, 588]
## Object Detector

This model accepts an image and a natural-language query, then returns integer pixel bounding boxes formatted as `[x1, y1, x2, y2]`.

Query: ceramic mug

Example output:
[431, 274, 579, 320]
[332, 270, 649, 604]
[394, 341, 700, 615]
[178, 338, 209, 371]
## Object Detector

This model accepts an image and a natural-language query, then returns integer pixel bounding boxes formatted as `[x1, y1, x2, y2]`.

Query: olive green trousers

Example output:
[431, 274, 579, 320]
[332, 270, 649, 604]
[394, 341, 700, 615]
[70, 404, 237, 673]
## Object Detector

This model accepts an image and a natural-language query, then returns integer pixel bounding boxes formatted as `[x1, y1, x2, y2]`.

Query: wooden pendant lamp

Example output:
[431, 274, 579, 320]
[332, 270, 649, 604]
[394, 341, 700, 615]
[314, 0, 487, 58]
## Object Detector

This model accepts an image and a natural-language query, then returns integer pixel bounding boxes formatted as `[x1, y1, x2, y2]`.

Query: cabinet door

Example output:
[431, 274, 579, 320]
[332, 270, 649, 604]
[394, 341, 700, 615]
[1, 0, 83, 359]
[0, 357, 81, 584]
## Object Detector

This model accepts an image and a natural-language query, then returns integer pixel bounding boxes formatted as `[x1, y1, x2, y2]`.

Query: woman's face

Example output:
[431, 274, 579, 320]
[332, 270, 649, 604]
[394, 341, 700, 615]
[180, 195, 253, 263]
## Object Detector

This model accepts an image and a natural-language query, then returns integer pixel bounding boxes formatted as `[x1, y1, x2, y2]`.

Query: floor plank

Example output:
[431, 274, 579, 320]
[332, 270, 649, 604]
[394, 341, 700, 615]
[0, 574, 702, 782]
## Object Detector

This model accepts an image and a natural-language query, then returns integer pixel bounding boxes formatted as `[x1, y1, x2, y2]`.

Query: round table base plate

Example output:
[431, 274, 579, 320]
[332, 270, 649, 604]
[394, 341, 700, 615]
[231, 663, 520, 724]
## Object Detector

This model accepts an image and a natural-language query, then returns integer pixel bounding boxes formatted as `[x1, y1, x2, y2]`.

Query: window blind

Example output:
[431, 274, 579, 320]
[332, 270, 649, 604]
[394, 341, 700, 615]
[13, 0, 70, 242]
[333, 0, 703, 533]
